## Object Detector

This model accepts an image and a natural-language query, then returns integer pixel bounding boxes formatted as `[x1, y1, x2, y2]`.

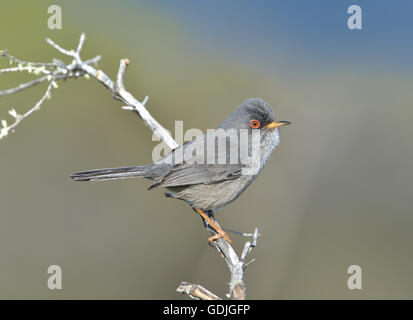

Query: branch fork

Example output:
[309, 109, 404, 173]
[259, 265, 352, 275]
[1, 33, 175, 148]
[178, 228, 259, 300]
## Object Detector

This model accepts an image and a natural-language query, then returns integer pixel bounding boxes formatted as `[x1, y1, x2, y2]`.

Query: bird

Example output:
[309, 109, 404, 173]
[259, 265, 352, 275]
[71, 98, 290, 244]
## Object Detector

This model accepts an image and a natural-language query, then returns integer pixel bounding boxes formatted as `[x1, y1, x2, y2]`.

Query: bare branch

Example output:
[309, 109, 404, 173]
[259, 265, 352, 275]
[0, 49, 60, 67]
[212, 228, 259, 300]
[45, 37, 76, 58]
[241, 228, 259, 261]
[177, 282, 222, 300]
[0, 75, 50, 97]
[76, 33, 86, 55]
[179, 228, 260, 300]
[116, 58, 129, 91]
[0, 81, 55, 139]
[46, 35, 180, 148]
[84, 55, 101, 66]
[0, 37, 92, 139]
[82, 60, 178, 148]
[0, 66, 49, 75]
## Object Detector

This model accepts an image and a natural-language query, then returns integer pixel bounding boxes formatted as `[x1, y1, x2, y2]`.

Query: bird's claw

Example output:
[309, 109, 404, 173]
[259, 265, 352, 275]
[208, 232, 232, 245]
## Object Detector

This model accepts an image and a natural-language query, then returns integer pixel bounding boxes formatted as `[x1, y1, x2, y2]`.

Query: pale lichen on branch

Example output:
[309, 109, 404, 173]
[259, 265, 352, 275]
[0, 35, 101, 139]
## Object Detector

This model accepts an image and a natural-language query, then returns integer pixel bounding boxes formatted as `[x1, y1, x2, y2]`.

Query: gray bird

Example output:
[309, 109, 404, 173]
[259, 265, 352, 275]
[71, 98, 290, 243]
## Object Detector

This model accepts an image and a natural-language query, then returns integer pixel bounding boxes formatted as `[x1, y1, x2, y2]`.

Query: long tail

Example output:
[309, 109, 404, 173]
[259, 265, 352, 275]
[70, 165, 154, 182]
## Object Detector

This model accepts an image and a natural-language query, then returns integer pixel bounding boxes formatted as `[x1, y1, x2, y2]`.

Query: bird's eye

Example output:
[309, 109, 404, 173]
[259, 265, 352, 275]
[250, 119, 261, 129]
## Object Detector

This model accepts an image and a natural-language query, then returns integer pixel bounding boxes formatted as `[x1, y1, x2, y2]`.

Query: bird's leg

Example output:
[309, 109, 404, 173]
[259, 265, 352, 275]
[203, 211, 232, 237]
[202, 215, 236, 241]
[205, 210, 215, 219]
[194, 209, 232, 244]
[205, 210, 250, 238]
[201, 215, 216, 233]
[202, 210, 217, 230]
[197, 210, 215, 232]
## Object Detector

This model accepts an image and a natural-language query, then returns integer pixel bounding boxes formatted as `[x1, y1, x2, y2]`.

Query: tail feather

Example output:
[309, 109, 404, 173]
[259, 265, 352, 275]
[70, 165, 152, 182]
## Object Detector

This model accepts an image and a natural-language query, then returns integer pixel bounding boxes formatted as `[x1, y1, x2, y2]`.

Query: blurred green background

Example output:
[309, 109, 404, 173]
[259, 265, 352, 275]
[1, 0, 413, 299]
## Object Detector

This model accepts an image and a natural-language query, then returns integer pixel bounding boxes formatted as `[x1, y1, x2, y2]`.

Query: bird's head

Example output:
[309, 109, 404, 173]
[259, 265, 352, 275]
[219, 98, 290, 133]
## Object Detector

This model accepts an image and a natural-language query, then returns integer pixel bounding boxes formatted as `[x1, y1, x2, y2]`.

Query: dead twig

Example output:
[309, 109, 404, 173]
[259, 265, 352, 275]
[178, 228, 260, 300]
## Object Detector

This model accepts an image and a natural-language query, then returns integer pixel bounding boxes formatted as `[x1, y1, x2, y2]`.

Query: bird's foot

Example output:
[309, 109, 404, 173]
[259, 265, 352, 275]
[208, 231, 232, 245]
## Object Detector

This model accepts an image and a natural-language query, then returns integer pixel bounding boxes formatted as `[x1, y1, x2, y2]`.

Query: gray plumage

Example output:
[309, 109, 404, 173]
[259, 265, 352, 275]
[71, 98, 289, 212]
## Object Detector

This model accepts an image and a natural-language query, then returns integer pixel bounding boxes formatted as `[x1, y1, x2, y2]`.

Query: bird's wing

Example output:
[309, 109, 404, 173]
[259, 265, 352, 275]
[149, 164, 242, 189]
[149, 133, 243, 189]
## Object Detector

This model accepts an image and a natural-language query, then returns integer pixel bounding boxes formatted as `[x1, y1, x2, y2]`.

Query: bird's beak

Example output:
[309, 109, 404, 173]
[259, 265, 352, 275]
[264, 120, 291, 130]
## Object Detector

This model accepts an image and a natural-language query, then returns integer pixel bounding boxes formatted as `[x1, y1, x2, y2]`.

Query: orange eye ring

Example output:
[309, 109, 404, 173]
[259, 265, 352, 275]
[250, 119, 261, 129]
